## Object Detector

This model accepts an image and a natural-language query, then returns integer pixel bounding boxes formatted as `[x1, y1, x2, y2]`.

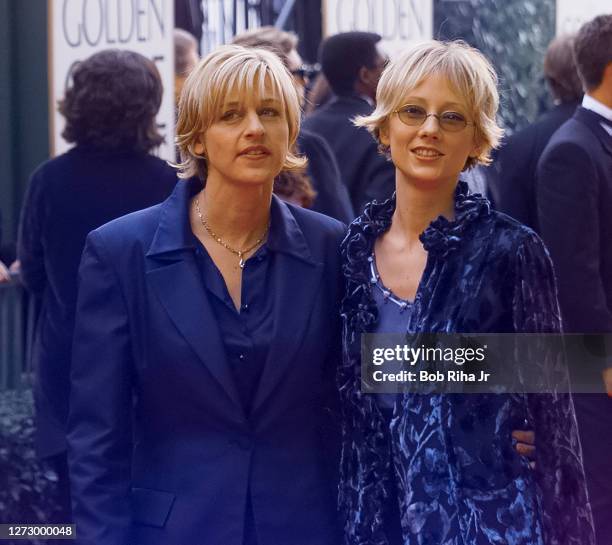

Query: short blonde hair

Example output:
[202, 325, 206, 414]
[175, 44, 306, 180]
[355, 40, 504, 169]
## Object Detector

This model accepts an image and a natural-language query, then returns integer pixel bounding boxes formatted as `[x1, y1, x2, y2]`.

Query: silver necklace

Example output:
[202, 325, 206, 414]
[194, 196, 269, 269]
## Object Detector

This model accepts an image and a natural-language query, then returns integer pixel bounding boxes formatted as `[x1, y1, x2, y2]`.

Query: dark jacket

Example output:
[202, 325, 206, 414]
[339, 183, 594, 545]
[18, 146, 177, 458]
[491, 101, 579, 230]
[68, 180, 345, 545]
[537, 106, 612, 338]
[298, 129, 354, 223]
[537, 106, 612, 545]
[303, 95, 395, 215]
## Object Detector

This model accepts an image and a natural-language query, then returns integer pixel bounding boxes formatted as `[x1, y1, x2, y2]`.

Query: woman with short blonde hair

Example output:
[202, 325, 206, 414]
[175, 45, 306, 180]
[68, 45, 345, 545]
[339, 40, 594, 544]
[356, 40, 503, 169]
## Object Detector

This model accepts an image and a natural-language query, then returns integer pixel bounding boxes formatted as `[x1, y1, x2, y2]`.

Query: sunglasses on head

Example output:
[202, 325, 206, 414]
[290, 63, 319, 81]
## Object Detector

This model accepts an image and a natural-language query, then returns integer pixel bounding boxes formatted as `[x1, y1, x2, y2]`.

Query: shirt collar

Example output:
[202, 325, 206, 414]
[147, 178, 315, 264]
[582, 94, 612, 135]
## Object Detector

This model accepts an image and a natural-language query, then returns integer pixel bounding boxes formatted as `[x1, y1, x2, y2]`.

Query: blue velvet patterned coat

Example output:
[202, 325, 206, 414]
[339, 182, 595, 545]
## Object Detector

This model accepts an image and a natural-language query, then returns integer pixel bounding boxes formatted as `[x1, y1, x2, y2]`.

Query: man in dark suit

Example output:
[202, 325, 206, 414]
[303, 32, 395, 215]
[491, 35, 582, 230]
[537, 15, 612, 545]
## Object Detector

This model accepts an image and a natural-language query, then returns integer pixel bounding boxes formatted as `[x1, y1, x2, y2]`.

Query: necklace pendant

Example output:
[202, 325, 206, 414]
[239, 257, 246, 269]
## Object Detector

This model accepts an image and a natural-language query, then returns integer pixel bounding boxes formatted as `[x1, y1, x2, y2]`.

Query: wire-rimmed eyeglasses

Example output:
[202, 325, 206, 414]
[393, 104, 474, 132]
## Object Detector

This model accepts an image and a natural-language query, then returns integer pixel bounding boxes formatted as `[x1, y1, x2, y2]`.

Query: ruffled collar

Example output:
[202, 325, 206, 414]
[341, 181, 490, 331]
[344, 180, 490, 259]
[421, 181, 491, 257]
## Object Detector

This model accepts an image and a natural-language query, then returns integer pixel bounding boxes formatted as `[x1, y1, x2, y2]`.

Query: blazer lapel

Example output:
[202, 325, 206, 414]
[147, 259, 243, 413]
[252, 199, 324, 412]
[145, 180, 244, 416]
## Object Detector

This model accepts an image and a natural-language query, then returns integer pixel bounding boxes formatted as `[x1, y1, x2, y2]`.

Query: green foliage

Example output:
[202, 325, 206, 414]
[0, 388, 62, 544]
[434, 0, 556, 133]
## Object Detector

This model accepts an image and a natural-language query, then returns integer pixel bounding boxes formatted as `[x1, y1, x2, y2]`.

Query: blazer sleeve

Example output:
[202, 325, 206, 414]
[68, 230, 134, 545]
[537, 141, 612, 337]
[18, 169, 47, 295]
[512, 232, 595, 545]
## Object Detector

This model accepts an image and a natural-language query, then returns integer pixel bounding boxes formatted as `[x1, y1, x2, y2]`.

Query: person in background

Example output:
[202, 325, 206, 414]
[302, 31, 394, 215]
[339, 39, 594, 544]
[490, 34, 583, 230]
[304, 73, 333, 115]
[273, 168, 316, 208]
[174, 0, 204, 50]
[17, 49, 177, 524]
[232, 26, 354, 222]
[174, 28, 200, 108]
[537, 15, 612, 545]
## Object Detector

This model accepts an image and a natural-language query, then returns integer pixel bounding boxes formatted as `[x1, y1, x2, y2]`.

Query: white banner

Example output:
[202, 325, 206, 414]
[48, 0, 175, 160]
[201, 0, 263, 55]
[556, 1, 610, 34]
[323, 0, 433, 57]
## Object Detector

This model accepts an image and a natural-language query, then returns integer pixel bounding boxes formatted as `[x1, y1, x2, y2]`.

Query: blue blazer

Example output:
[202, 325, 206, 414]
[68, 180, 345, 545]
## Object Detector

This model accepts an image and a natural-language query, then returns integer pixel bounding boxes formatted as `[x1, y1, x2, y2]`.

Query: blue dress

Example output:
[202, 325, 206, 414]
[338, 182, 594, 545]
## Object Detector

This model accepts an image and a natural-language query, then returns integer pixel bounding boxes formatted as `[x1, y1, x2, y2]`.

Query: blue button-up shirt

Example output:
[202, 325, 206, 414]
[192, 239, 274, 416]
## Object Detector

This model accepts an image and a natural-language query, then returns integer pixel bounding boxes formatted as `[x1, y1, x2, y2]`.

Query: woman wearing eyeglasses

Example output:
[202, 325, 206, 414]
[338, 41, 594, 544]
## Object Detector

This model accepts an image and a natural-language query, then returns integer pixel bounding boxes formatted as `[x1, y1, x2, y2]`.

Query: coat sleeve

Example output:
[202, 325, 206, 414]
[338, 317, 392, 545]
[537, 141, 612, 339]
[512, 232, 595, 545]
[68, 229, 134, 545]
[18, 169, 47, 295]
